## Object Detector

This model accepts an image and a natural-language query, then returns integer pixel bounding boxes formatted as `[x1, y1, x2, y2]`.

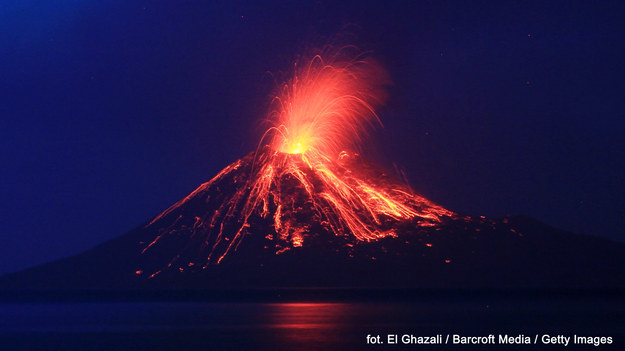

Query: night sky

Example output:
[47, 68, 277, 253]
[1, 1, 624, 275]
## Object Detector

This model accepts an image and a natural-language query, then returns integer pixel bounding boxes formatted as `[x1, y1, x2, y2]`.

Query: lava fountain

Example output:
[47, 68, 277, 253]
[139, 47, 454, 277]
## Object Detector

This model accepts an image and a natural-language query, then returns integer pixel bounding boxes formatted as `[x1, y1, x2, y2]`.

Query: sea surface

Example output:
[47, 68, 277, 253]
[0, 291, 623, 350]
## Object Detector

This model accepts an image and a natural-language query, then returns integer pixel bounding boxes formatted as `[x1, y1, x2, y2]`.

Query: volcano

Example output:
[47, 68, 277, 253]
[136, 146, 453, 278]
[2, 147, 624, 291]
[2, 48, 624, 291]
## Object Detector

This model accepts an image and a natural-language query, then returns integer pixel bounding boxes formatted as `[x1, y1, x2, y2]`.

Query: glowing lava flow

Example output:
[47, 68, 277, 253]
[140, 49, 453, 275]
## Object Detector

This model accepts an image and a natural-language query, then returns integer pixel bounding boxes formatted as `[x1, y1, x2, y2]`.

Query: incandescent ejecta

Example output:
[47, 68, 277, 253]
[138, 47, 453, 278]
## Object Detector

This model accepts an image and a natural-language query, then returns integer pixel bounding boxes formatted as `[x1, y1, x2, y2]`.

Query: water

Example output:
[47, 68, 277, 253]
[1, 295, 623, 350]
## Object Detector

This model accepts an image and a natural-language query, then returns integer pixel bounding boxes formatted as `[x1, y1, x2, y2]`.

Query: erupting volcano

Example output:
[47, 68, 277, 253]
[3, 47, 624, 291]
[138, 49, 454, 278]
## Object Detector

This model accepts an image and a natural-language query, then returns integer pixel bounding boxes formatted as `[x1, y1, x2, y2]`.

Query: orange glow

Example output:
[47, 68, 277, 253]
[139, 48, 455, 275]
[268, 48, 388, 158]
[267, 303, 349, 330]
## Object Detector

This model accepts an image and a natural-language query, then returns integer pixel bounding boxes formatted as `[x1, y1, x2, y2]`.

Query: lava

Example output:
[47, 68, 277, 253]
[140, 47, 454, 275]
[267, 48, 388, 157]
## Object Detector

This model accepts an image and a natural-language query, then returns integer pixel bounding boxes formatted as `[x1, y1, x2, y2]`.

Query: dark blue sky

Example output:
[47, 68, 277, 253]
[1, 1, 624, 275]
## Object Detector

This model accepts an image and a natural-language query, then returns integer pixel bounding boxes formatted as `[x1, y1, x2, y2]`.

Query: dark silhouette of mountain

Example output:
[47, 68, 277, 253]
[1, 149, 624, 291]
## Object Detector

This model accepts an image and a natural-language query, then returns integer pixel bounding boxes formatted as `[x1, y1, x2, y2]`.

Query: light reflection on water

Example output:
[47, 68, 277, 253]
[0, 299, 623, 350]
[266, 302, 350, 329]
[264, 303, 355, 350]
